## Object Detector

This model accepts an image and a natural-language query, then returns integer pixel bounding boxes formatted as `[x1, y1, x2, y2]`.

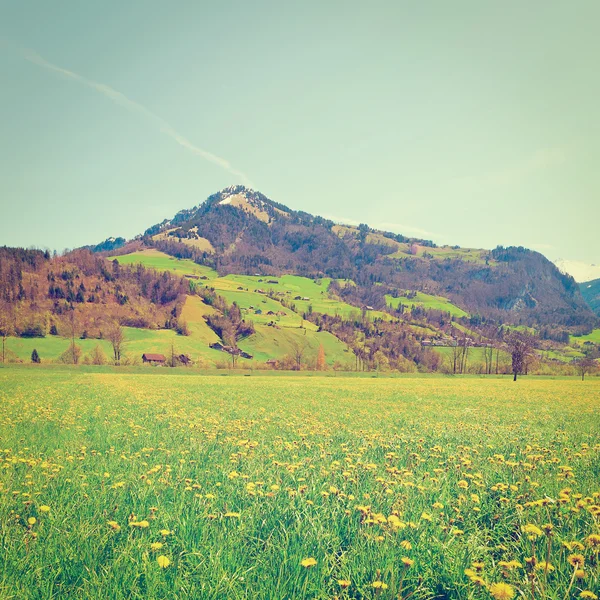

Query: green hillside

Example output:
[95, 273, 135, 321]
[386, 292, 468, 318]
[238, 325, 352, 367]
[113, 249, 217, 279]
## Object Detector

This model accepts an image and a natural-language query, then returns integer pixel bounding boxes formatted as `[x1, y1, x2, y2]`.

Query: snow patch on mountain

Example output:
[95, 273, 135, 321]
[554, 259, 600, 283]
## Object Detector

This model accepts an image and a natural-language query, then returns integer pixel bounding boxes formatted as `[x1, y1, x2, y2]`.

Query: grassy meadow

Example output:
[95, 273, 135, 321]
[0, 367, 598, 599]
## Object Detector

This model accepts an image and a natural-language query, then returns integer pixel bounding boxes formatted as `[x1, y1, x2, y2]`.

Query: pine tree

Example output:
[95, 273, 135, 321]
[31, 349, 40, 364]
[316, 344, 326, 371]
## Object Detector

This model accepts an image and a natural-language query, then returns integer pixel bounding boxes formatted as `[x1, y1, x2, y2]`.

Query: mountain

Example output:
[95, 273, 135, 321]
[554, 259, 600, 283]
[87, 237, 126, 253]
[129, 185, 594, 328]
[580, 278, 600, 316]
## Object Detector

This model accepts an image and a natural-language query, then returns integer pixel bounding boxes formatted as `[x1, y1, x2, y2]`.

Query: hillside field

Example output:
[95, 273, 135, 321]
[0, 367, 598, 599]
[386, 293, 468, 319]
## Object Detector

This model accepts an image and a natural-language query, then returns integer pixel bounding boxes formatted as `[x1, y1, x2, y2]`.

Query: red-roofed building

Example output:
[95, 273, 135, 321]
[142, 353, 166, 365]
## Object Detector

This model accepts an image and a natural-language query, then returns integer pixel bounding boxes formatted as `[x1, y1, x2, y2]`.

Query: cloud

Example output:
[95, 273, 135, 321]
[12, 44, 252, 185]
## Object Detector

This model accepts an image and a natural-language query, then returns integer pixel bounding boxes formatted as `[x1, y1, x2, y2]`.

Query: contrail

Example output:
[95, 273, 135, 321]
[10, 43, 252, 185]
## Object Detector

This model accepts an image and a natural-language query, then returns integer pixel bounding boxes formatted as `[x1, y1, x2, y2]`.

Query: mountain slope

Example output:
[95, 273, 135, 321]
[580, 278, 600, 315]
[128, 186, 594, 327]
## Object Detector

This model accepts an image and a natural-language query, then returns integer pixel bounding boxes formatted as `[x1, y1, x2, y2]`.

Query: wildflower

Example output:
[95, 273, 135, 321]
[156, 555, 171, 568]
[580, 593, 597, 600]
[300, 557, 317, 568]
[150, 542, 163, 551]
[586, 534, 600, 547]
[129, 520, 149, 528]
[575, 569, 586, 579]
[534, 561, 554, 572]
[400, 540, 412, 550]
[372, 581, 388, 589]
[107, 521, 121, 532]
[522, 524, 542, 538]
[458, 480, 469, 489]
[27, 517, 36, 526]
[488, 582, 516, 600]
[567, 554, 584, 568]
[39, 505, 50, 513]
[223, 512, 240, 518]
[337, 579, 351, 588]
[160, 529, 172, 536]
[401, 557, 414, 567]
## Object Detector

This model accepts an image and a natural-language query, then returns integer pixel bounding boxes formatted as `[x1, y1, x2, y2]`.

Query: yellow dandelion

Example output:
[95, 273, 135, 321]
[372, 581, 388, 589]
[522, 524, 542, 538]
[107, 520, 121, 532]
[580, 592, 597, 600]
[156, 555, 171, 568]
[401, 557, 414, 567]
[586, 534, 600, 547]
[300, 557, 317, 568]
[39, 505, 50, 513]
[568, 554, 585, 567]
[150, 542, 164, 551]
[489, 582, 516, 600]
[337, 579, 351, 588]
[27, 517, 36, 526]
[223, 512, 241, 518]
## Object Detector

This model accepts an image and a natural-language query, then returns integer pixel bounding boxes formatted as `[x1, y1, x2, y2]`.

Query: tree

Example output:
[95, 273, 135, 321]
[450, 343, 461, 375]
[507, 332, 533, 382]
[0, 306, 14, 364]
[316, 344, 326, 371]
[107, 322, 125, 365]
[574, 357, 596, 381]
[90, 345, 107, 366]
[67, 305, 78, 365]
[31, 349, 40, 364]
[289, 338, 308, 371]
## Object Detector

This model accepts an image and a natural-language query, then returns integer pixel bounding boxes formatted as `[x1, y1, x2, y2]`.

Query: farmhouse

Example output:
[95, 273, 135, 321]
[142, 353, 166, 365]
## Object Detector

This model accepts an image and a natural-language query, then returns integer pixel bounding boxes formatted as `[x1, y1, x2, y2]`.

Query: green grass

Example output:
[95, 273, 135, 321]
[0, 368, 598, 599]
[238, 325, 352, 366]
[571, 328, 600, 346]
[111, 249, 218, 279]
[386, 292, 468, 318]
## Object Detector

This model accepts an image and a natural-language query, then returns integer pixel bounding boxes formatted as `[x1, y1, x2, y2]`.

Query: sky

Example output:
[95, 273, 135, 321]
[0, 1, 598, 264]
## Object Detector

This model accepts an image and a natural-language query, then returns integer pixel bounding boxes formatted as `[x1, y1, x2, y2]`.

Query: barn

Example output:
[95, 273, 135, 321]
[142, 353, 166, 365]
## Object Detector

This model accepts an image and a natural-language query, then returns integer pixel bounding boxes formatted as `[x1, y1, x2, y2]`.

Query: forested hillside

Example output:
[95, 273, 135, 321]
[121, 185, 594, 329]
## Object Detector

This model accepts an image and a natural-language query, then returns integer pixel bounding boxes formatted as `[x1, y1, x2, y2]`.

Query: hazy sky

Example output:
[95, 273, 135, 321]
[1, 1, 598, 262]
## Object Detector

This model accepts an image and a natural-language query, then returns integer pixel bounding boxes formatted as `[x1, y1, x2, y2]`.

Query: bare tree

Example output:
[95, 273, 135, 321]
[459, 335, 470, 374]
[574, 357, 596, 381]
[483, 345, 494, 375]
[67, 305, 78, 365]
[107, 322, 125, 365]
[507, 332, 533, 382]
[0, 305, 14, 364]
[450, 342, 461, 375]
[289, 338, 308, 371]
